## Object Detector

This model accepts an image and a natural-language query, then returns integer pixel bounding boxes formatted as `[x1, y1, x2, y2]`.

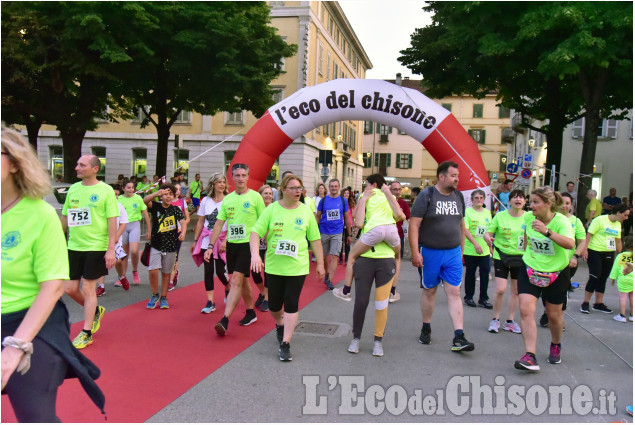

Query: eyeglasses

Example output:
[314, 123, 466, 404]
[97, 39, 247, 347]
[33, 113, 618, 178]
[232, 163, 248, 171]
[286, 186, 304, 191]
[390, 187, 402, 191]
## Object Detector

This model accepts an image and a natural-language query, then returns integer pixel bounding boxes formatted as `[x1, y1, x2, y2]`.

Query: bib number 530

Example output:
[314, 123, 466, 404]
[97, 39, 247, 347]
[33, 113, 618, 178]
[275, 240, 298, 258]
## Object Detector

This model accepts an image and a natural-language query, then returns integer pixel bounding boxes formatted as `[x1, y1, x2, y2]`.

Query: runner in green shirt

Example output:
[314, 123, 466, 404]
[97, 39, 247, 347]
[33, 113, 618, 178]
[188, 173, 203, 213]
[118, 179, 151, 285]
[463, 189, 493, 309]
[250, 174, 324, 361]
[608, 236, 633, 322]
[585, 189, 603, 228]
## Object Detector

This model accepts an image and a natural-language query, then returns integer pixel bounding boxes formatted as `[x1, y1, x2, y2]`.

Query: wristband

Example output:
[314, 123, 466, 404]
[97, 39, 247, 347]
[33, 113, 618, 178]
[574, 254, 580, 259]
[2, 337, 33, 375]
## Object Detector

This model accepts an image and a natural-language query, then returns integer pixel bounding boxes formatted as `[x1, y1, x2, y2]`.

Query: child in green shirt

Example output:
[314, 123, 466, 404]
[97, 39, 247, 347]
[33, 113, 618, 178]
[610, 237, 633, 322]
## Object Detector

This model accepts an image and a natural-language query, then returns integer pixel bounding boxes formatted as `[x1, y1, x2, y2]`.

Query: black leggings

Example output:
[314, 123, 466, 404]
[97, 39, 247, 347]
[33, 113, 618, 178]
[463, 255, 491, 302]
[585, 249, 615, 294]
[266, 274, 306, 313]
[204, 258, 229, 291]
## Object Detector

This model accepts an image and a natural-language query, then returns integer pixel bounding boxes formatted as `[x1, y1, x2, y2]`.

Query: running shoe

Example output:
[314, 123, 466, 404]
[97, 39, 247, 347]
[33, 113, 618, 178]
[419, 326, 431, 345]
[592, 303, 612, 313]
[503, 321, 522, 334]
[215, 317, 229, 336]
[255, 293, 264, 308]
[239, 309, 257, 326]
[72, 330, 93, 349]
[159, 297, 170, 309]
[451, 333, 475, 352]
[389, 292, 401, 303]
[629, 316, 633, 322]
[172, 269, 179, 286]
[347, 338, 360, 354]
[613, 314, 627, 323]
[276, 325, 284, 344]
[325, 279, 334, 291]
[201, 301, 216, 314]
[478, 300, 493, 309]
[332, 287, 352, 302]
[168, 282, 175, 292]
[278, 342, 292, 361]
[539, 312, 549, 327]
[488, 318, 500, 333]
[514, 353, 540, 371]
[627, 405, 633, 416]
[464, 298, 477, 307]
[96, 286, 106, 297]
[120, 276, 130, 291]
[146, 294, 160, 309]
[580, 302, 590, 314]
[260, 300, 269, 312]
[91, 306, 106, 334]
[114, 279, 123, 287]
[132, 271, 140, 284]
[372, 341, 384, 357]
[547, 343, 561, 364]
[224, 290, 229, 304]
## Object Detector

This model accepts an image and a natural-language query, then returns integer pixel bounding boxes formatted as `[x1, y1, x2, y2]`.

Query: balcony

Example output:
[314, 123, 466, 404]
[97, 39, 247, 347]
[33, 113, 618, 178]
[379, 134, 389, 144]
[511, 113, 527, 134]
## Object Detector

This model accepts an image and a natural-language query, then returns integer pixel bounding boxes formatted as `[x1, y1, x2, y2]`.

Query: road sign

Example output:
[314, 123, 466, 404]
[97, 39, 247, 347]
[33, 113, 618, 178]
[504, 173, 518, 182]
[520, 168, 532, 179]
[491, 172, 498, 181]
[506, 163, 519, 173]
[321, 167, 329, 176]
[321, 175, 328, 183]
[522, 154, 533, 169]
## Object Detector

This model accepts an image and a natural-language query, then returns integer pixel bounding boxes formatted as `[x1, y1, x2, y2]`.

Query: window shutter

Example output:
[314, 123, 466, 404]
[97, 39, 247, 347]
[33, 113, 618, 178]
[480, 130, 486, 144]
[388, 126, 392, 134]
[387, 153, 391, 167]
[606, 119, 618, 138]
[396, 153, 401, 168]
[375, 153, 379, 167]
[408, 154, 413, 169]
[376, 123, 381, 133]
[571, 118, 584, 139]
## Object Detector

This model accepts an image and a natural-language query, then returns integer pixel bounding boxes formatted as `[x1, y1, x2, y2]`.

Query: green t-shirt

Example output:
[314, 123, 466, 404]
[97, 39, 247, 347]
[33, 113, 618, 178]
[567, 214, 586, 258]
[62, 181, 120, 251]
[2, 198, 69, 313]
[463, 207, 491, 257]
[362, 188, 396, 232]
[609, 251, 633, 293]
[522, 212, 574, 272]
[136, 181, 151, 193]
[117, 194, 147, 222]
[304, 196, 316, 213]
[487, 210, 529, 259]
[585, 198, 602, 220]
[218, 189, 265, 244]
[189, 180, 203, 198]
[253, 202, 321, 276]
[588, 214, 621, 252]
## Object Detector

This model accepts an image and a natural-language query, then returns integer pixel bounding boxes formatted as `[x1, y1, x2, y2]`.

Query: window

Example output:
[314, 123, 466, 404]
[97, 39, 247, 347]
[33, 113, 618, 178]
[442, 103, 452, 112]
[225, 111, 244, 125]
[49, 146, 64, 180]
[473, 104, 483, 118]
[374, 153, 391, 174]
[272, 88, 284, 105]
[174, 149, 189, 181]
[468, 129, 486, 144]
[92, 147, 106, 181]
[396, 153, 413, 169]
[131, 106, 144, 123]
[349, 128, 356, 150]
[379, 125, 392, 135]
[318, 44, 324, 76]
[132, 148, 147, 176]
[326, 53, 332, 81]
[333, 62, 339, 81]
[323, 123, 330, 136]
[266, 158, 279, 185]
[364, 121, 373, 134]
[363, 153, 372, 168]
[224, 151, 236, 171]
[498, 105, 511, 119]
[174, 110, 191, 124]
[342, 123, 349, 145]
[274, 57, 286, 71]
[571, 118, 584, 138]
[571, 118, 619, 139]
[328, 17, 334, 37]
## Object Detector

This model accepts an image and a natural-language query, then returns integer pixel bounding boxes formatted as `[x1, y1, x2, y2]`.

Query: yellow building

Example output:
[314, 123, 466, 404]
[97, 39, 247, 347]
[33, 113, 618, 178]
[36, 1, 371, 192]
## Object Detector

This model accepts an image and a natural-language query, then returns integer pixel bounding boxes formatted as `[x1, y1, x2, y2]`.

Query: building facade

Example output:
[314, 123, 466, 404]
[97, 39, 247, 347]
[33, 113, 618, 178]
[35, 1, 371, 193]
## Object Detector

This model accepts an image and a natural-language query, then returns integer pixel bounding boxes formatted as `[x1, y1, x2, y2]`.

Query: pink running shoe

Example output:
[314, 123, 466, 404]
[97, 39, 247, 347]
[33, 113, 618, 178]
[114, 279, 123, 287]
[120, 276, 130, 291]
[132, 271, 140, 284]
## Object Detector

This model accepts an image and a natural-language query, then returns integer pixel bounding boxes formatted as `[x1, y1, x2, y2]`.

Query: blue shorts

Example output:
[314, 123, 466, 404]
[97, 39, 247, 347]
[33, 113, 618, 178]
[419, 245, 463, 289]
[192, 197, 201, 207]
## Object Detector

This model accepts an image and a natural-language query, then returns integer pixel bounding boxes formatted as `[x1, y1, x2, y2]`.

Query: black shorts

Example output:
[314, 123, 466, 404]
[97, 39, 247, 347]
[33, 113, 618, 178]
[493, 258, 522, 280]
[226, 242, 251, 277]
[68, 250, 108, 280]
[266, 274, 306, 313]
[517, 263, 570, 305]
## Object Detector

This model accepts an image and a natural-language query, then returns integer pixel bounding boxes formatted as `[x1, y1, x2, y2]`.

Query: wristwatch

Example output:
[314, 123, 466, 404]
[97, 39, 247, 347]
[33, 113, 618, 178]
[545, 229, 552, 238]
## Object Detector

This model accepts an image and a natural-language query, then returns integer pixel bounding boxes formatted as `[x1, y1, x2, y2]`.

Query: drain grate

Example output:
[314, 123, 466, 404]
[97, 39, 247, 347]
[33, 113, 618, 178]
[295, 321, 340, 335]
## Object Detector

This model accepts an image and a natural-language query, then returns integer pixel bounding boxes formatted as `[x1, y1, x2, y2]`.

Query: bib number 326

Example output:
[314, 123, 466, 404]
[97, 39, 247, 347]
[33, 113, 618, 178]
[275, 240, 298, 258]
[228, 224, 246, 240]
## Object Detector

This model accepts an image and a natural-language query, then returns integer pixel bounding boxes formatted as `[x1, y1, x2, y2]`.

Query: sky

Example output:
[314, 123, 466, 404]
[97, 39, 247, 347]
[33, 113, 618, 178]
[339, 0, 433, 80]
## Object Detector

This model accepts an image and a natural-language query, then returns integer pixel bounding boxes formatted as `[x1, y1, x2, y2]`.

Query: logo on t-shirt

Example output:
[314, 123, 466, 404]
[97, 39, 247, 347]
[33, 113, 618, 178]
[435, 201, 459, 215]
[295, 217, 303, 226]
[243, 201, 251, 209]
[1, 231, 21, 249]
[133, 203, 138, 209]
[90, 194, 99, 203]
[605, 228, 619, 237]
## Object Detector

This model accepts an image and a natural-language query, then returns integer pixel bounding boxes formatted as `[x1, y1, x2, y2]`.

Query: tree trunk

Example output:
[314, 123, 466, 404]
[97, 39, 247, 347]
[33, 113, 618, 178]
[24, 120, 43, 151]
[544, 123, 565, 189]
[155, 122, 170, 178]
[60, 128, 86, 183]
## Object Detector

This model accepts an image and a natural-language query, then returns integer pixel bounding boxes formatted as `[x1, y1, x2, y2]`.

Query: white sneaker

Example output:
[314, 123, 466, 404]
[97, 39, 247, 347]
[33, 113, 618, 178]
[613, 314, 627, 323]
[333, 287, 352, 302]
[488, 318, 500, 333]
[372, 340, 384, 357]
[389, 292, 401, 303]
[348, 338, 360, 354]
[629, 316, 633, 322]
[502, 320, 522, 334]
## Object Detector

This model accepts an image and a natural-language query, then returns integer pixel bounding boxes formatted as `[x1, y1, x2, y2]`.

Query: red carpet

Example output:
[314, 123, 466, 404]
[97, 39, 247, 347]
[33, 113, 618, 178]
[1, 263, 344, 423]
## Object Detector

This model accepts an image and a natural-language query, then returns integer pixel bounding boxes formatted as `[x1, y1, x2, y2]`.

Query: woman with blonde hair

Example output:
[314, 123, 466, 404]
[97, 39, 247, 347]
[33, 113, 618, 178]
[514, 186, 574, 371]
[1, 126, 104, 420]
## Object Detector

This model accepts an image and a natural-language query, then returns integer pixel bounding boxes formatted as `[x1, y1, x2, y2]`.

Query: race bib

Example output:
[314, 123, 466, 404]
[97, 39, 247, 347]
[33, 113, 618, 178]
[259, 237, 267, 251]
[275, 239, 298, 258]
[228, 224, 246, 241]
[158, 216, 176, 233]
[475, 225, 487, 238]
[530, 237, 555, 256]
[517, 236, 526, 251]
[326, 209, 341, 221]
[68, 207, 92, 227]
[607, 237, 616, 251]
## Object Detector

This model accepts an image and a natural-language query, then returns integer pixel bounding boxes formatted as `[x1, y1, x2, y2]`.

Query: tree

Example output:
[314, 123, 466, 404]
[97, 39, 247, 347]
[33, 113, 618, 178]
[114, 2, 297, 176]
[399, 1, 632, 215]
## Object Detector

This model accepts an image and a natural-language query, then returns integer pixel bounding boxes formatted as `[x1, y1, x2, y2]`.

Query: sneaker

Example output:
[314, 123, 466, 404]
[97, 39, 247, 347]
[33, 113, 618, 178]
[215, 317, 229, 336]
[547, 343, 561, 364]
[514, 353, 540, 371]
[389, 292, 401, 303]
[114, 279, 123, 287]
[325, 279, 334, 291]
[255, 294, 264, 308]
[279, 342, 292, 361]
[503, 321, 522, 334]
[613, 314, 627, 323]
[91, 306, 106, 334]
[372, 341, 384, 357]
[120, 276, 130, 291]
[464, 298, 477, 307]
[239, 310, 257, 326]
[96, 286, 106, 297]
[224, 290, 229, 304]
[168, 282, 175, 292]
[333, 287, 352, 302]
[488, 318, 500, 333]
[627, 405, 633, 416]
[159, 297, 170, 309]
[72, 331, 93, 349]
[418, 326, 431, 345]
[478, 300, 493, 309]
[132, 271, 140, 284]
[580, 302, 590, 314]
[451, 333, 475, 352]
[592, 303, 612, 313]
[172, 269, 179, 286]
[260, 299, 269, 312]
[539, 312, 549, 327]
[348, 338, 360, 354]
[629, 316, 633, 322]
[146, 294, 160, 309]
[201, 301, 216, 314]
[276, 325, 284, 344]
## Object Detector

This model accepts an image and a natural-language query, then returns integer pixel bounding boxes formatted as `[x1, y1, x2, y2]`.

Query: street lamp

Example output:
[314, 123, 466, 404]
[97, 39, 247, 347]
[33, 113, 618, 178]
[501, 156, 507, 164]
[528, 138, 535, 148]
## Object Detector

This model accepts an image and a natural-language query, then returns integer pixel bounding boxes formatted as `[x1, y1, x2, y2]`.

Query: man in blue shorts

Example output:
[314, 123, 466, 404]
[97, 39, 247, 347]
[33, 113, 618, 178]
[409, 161, 475, 352]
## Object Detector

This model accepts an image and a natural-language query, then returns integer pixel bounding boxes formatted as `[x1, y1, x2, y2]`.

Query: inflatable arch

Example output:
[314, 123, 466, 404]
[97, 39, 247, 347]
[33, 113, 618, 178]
[227, 79, 491, 202]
